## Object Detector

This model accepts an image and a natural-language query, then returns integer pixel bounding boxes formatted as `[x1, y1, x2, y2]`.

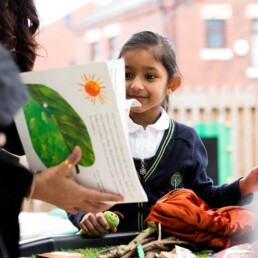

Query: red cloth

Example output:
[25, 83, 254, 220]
[146, 189, 258, 249]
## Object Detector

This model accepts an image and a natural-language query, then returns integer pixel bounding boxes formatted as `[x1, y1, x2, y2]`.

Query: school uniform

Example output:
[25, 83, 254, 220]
[68, 109, 253, 232]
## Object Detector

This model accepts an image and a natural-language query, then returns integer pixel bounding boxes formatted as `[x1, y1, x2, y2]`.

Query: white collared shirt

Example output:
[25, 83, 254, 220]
[128, 108, 170, 159]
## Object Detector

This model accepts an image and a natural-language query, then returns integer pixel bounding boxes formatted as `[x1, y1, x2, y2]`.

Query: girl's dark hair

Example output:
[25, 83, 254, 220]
[119, 31, 181, 111]
[0, 0, 40, 72]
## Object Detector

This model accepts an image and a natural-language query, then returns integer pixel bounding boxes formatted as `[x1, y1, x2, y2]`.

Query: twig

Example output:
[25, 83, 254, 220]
[127, 221, 158, 248]
[98, 223, 197, 258]
[139, 237, 157, 246]
[142, 237, 195, 253]
[158, 223, 162, 241]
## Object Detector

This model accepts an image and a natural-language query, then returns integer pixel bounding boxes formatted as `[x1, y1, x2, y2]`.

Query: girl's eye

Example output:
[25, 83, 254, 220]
[145, 74, 156, 80]
[125, 72, 133, 80]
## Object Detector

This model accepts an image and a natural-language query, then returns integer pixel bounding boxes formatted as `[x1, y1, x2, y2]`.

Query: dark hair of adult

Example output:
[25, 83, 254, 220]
[118, 31, 181, 111]
[0, 0, 40, 72]
[0, 0, 40, 155]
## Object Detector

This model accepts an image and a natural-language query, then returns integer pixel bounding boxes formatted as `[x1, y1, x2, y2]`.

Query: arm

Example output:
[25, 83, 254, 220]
[239, 166, 258, 196]
[1, 142, 123, 215]
[67, 212, 85, 229]
[184, 128, 253, 208]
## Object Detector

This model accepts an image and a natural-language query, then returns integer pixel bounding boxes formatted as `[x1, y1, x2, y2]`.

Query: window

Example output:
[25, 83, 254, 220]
[200, 5, 232, 60]
[206, 20, 225, 48]
[251, 19, 258, 66]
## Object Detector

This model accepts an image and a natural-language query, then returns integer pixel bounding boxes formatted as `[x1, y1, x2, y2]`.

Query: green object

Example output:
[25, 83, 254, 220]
[137, 244, 145, 258]
[193, 122, 232, 184]
[23, 83, 95, 167]
[77, 229, 86, 235]
[103, 211, 120, 228]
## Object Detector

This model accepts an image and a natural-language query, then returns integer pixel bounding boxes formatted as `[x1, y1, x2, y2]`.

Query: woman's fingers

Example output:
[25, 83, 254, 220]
[85, 188, 124, 203]
[63, 146, 82, 170]
[59, 145, 124, 212]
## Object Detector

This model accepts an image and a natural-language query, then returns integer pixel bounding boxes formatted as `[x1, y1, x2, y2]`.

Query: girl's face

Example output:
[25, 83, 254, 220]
[122, 48, 171, 123]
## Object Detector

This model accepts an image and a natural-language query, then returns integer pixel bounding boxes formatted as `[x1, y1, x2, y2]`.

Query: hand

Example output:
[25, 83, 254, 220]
[239, 166, 258, 196]
[0, 132, 6, 146]
[79, 212, 115, 236]
[31, 146, 124, 214]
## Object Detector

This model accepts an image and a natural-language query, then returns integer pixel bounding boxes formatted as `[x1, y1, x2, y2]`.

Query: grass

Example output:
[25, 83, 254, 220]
[32, 247, 109, 258]
[57, 247, 213, 257]
[61, 247, 111, 257]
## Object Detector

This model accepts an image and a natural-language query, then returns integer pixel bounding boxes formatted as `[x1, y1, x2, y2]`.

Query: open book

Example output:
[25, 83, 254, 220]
[15, 59, 148, 203]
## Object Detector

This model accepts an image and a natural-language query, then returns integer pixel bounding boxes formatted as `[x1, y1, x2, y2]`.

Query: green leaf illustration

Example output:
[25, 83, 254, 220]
[23, 83, 95, 168]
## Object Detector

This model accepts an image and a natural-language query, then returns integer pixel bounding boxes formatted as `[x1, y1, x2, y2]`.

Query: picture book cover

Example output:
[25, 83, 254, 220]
[15, 59, 147, 203]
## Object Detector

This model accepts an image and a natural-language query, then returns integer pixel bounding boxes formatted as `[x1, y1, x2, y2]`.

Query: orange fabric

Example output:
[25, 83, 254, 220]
[146, 189, 258, 249]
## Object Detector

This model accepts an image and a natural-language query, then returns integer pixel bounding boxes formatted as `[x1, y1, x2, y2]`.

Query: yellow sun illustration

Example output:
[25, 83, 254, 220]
[78, 73, 107, 104]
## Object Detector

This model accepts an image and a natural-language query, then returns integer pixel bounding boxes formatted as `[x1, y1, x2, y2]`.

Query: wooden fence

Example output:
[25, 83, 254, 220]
[168, 84, 258, 182]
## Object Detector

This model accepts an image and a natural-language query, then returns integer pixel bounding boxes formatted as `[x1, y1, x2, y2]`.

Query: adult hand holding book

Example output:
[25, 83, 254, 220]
[29, 145, 124, 214]
[15, 59, 148, 203]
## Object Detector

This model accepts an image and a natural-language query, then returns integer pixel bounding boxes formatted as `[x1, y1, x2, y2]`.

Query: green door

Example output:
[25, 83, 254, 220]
[193, 122, 232, 185]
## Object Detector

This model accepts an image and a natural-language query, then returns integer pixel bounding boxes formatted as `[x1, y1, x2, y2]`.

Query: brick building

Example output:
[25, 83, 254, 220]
[35, 0, 258, 85]
[34, 0, 258, 185]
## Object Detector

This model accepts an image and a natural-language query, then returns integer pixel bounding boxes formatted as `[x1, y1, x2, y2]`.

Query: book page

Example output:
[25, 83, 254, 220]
[15, 59, 147, 203]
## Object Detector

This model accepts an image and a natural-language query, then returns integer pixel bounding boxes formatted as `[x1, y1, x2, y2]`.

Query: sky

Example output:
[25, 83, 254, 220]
[35, 0, 112, 27]
[35, 0, 90, 27]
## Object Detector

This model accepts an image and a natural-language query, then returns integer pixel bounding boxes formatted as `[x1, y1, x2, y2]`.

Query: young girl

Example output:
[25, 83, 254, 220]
[68, 31, 258, 236]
